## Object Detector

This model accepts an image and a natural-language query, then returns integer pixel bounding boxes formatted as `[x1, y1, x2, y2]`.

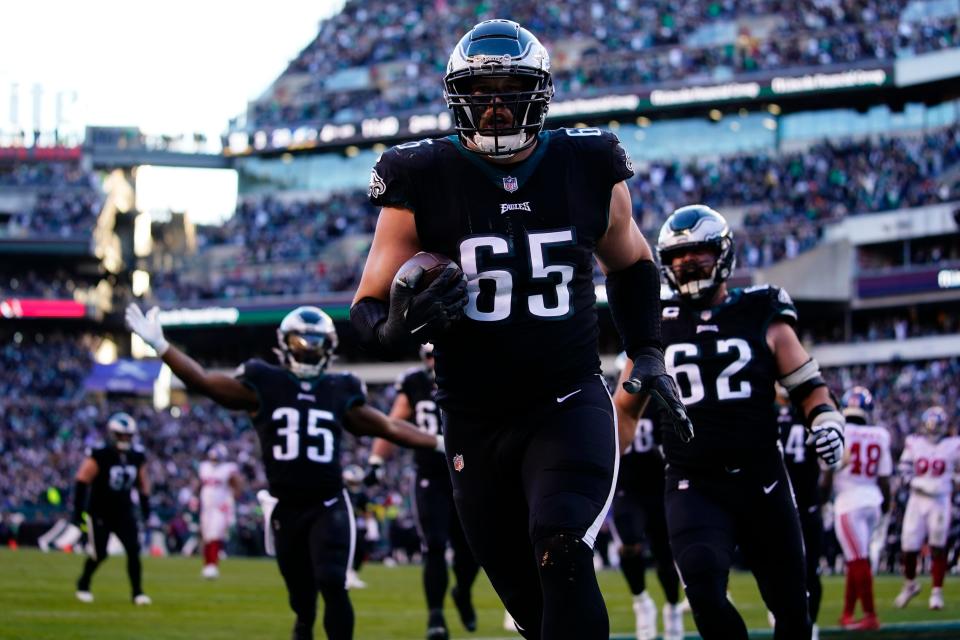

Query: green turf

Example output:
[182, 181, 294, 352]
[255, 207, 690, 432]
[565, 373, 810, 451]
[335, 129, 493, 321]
[1, 548, 958, 639]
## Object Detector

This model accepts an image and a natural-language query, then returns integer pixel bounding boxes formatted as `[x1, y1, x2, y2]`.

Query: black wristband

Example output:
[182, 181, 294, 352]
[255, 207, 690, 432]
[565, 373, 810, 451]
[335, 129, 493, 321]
[606, 259, 663, 357]
[350, 297, 389, 351]
[806, 403, 837, 428]
[72, 481, 89, 524]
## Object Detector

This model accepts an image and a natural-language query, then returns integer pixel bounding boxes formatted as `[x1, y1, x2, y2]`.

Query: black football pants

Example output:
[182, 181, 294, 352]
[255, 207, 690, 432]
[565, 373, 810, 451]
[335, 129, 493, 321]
[665, 455, 812, 640]
[272, 491, 355, 640]
[443, 375, 618, 640]
[77, 512, 143, 598]
[412, 468, 480, 615]
[611, 488, 681, 604]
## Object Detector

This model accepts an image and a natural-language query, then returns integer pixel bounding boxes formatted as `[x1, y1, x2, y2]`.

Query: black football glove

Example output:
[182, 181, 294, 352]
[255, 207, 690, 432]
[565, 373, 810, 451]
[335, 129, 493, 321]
[623, 347, 694, 443]
[364, 461, 384, 487]
[379, 264, 467, 348]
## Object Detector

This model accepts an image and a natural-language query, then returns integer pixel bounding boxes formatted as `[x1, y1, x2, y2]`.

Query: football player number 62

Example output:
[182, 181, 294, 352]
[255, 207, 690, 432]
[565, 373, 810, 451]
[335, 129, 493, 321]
[272, 408, 335, 462]
[459, 230, 575, 321]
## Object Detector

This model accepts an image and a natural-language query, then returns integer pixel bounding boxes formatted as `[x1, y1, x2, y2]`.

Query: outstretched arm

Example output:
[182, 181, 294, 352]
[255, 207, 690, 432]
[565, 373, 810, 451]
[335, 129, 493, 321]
[126, 305, 258, 412]
[343, 404, 441, 451]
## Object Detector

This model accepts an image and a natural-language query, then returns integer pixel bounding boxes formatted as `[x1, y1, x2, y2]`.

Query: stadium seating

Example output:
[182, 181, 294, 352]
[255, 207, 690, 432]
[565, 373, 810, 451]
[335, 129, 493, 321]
[245, 0, 960, 130]
[148, 123, 959, 302]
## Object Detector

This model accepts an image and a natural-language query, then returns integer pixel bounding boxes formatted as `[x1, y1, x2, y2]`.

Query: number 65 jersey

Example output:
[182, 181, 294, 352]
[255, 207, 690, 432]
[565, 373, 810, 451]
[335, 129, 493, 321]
[659, 285, 798, 471]
[236, 359, 367, 502]
[371, 129, 634, 413]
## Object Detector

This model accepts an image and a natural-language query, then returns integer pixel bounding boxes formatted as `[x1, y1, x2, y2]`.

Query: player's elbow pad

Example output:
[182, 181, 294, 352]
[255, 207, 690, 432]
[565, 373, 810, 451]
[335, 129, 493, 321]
[605, 259, 663, 357]
[779, 358, 827, 406]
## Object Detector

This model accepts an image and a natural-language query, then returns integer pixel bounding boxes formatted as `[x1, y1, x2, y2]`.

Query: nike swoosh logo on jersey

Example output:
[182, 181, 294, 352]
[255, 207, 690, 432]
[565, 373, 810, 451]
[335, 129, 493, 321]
[323, 497, 339, 507]
[763, 481, 779, 495]
[556, 389, 582, 403]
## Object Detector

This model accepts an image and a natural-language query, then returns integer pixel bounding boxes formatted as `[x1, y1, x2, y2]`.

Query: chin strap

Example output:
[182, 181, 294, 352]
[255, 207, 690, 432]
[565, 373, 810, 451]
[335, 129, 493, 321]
[472, 132, 528, 156]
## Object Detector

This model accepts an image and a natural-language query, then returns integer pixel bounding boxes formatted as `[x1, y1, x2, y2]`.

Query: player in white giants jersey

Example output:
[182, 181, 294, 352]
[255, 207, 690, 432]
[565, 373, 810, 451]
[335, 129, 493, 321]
[198, 443, 241, 579]
[830, 387, 892, 630]
[894, 406, 960, 611]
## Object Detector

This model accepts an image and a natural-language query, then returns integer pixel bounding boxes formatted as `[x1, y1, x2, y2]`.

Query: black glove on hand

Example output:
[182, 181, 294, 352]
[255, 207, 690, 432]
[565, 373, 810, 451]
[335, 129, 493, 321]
[364, 462, 384, 487]
[623, 347, 695, 443]
[379, 264, 467, 348]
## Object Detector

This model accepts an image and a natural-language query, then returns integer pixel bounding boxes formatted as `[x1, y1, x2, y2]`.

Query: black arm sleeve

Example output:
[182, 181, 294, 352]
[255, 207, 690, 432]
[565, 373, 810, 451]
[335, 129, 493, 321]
[349, 297, 391, 356]
[138, 491, 151, 522]
[72, 481, 89, 524]
[605, 259, 663, 357]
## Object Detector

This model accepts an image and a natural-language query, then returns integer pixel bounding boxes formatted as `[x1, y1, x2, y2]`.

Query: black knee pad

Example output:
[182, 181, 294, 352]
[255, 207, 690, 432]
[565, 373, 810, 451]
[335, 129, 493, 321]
[536, 533, 590, 578]
[620, 543, 644, 559]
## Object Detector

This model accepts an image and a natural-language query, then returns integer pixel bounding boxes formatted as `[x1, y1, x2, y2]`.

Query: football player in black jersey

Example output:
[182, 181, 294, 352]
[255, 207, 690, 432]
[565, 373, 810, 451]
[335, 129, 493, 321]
[612, 354, 684, 640]
[776, 385, 824, 636]
[368, 343, 480, 640]
[615, 205, 845, 640]
[350, 19, 691, 640]
[126, 304, 442, 640]
[72, 412, 152, 605]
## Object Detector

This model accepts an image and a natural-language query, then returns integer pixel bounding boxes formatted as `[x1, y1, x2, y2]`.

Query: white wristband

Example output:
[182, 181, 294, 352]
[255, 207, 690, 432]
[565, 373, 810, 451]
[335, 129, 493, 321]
[153, 337, 170, 357]
[434, 435, 445, 454]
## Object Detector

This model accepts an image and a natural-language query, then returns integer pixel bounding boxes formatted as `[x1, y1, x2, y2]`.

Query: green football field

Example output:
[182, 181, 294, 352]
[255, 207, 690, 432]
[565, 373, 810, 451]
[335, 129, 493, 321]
[1, 548, 959, 639]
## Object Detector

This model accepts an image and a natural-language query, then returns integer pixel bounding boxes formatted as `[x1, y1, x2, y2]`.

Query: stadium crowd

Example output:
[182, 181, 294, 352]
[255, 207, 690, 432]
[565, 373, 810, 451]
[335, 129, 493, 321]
[0, 187, 102, 239]
[2, 330, 959, 570]
[249, 0, 960, 129]
[147, 124, 959, 303]
[0, 333, 418, 560]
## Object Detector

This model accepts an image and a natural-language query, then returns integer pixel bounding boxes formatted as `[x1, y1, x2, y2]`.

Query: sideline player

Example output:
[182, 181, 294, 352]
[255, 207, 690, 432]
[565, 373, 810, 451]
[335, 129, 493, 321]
[830, 387, 892, 629]
[777, 386, 824, 636]
[72, 412, 152, 605]
[350, 19, 691, 639]
[368, 343, 480, 640]
[894, 406, 960, 610]
[198, 443, 242, 579]
[615, 205, 845, 640]
[127, 304, 442, 640]
[612, 355, 683, 640]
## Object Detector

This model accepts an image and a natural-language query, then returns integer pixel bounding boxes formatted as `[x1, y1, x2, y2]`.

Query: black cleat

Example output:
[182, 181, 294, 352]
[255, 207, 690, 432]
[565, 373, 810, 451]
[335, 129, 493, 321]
[452, 585, 477, 632]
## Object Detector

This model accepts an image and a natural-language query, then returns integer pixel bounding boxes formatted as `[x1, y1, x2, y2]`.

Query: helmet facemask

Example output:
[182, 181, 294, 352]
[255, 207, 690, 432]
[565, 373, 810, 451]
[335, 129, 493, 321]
[444, 19, 554, 158]
[659, 237, 733, 307]
[107, 412, 137, 451]
[445, 72, 552, 157]
[921, 406, 949, 439]
[278, 331, 334, 378]
[275, 306, 338, 378]
[657, 205, 736, 308]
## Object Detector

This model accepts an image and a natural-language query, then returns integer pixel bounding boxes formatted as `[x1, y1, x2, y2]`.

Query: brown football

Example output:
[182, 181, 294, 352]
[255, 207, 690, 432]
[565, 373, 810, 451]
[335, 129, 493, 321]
[394, 251, 458, 292]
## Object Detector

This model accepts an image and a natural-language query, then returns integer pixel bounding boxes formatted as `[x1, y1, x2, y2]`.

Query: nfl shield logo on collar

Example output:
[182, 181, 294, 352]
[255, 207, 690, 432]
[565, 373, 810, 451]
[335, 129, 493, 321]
[453, 454, 465, 472]
[502, 176, 519, 193]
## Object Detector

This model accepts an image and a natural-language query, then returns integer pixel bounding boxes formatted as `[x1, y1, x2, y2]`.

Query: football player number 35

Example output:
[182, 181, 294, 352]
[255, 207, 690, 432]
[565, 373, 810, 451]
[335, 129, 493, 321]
[460, 230, 574, 321]
[272, 408, 334, 462]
